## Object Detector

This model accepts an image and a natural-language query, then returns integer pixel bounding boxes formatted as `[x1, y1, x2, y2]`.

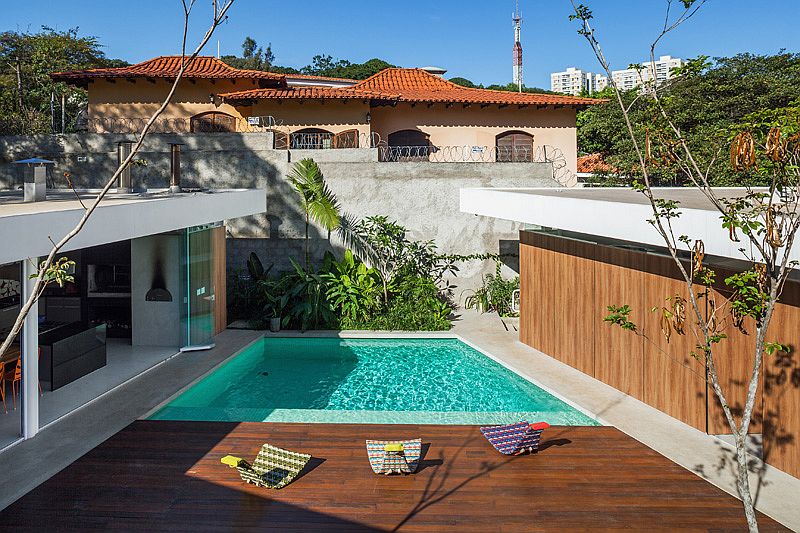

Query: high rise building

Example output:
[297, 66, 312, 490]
[550, 67, 597, 96]
[550, 55, 683, 95]
[512, 1, 523, 91]
[610, 55, 684, 91]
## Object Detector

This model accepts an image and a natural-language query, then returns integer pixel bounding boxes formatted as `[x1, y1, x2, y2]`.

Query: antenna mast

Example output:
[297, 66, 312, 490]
[512, 0, 523, 92]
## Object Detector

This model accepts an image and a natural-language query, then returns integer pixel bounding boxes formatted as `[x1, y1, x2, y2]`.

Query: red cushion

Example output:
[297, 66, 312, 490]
[529, 422, 550, 431]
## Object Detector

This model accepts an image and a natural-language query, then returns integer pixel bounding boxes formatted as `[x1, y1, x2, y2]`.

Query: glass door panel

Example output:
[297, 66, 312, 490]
[181, 225, 217, 350]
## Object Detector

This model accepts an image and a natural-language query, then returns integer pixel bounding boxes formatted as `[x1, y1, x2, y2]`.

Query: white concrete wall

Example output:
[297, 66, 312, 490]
[131, 234, 182, 347]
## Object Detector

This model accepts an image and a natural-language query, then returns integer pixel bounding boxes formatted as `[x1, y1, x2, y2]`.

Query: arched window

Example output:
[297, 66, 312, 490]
[388, 129, 430, 147]
[291, 128, 334, 149]
[190, 111, 237, 133]
[386, 129, 431, 161]
[496, 131, 534, 162]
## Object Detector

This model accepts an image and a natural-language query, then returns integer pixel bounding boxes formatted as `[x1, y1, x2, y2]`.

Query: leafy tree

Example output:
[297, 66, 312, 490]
[301, 56, 396, 79]
[577, 52, 800, 186]
[220, 36, 274, 71]
[0, 27, 127, 134]
[449, 77, 476, 88]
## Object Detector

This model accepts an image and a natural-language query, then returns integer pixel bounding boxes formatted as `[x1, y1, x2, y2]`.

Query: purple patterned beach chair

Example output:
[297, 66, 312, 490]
[480, 421, 551, 455]
[366, 438, 422, 475]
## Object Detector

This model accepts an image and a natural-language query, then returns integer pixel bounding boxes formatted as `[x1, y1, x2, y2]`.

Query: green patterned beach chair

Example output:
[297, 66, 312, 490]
[221, 443, 311, 489]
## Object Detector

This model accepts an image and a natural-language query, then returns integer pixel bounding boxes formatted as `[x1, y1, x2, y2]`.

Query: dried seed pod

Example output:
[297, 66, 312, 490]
[730, 131, 756, 171]
[672, 296, 686, 335]
[765, 207, 784, 248]
[765, 127, 787, 163]
[692, 240, 705, 278]
[660, 309, 672, 343]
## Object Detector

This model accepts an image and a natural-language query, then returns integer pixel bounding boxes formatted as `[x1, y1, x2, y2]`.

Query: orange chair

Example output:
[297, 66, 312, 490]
[0, 360, 6, 413]
[3, 357, 21, 410]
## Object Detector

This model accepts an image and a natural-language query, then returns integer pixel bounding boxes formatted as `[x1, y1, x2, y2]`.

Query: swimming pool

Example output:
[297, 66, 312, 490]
[150, 337, 598, 425]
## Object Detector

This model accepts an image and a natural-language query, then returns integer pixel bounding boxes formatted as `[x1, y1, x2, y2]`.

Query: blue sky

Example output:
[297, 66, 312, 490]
[5, 1, 798, 87]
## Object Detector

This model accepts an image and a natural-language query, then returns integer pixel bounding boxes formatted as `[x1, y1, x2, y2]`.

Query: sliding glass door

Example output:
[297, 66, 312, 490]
[181, 224, 219, 350]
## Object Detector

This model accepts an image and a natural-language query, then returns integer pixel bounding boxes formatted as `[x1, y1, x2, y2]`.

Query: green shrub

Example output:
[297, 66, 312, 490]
[364, 276, 452, 331]
[465, 262, 520, 317]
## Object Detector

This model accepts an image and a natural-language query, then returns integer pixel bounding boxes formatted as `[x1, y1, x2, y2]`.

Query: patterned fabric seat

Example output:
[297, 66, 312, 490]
[221, 443, 311, 489]
[366, 438, 422, 475]
[480, 421, 550, 455]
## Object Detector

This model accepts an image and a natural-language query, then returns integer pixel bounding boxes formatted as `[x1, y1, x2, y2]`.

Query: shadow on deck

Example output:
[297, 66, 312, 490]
[0, 421, 787, 531]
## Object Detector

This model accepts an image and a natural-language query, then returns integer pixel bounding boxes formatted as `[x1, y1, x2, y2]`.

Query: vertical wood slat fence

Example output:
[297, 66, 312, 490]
[519, 230, 800, 478]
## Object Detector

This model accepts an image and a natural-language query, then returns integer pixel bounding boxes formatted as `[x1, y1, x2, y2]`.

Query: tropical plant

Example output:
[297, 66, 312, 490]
[282, 257, 335, 331]
[286, 158, 341, 268]
[465, 262, 519, 317]
[322, 250, 382, 328]
[366, 275, 452, 331]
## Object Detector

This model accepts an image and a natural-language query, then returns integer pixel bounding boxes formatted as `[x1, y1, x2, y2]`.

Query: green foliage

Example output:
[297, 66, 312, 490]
[604, 304, 637, 332]
[287, 158, 341, 268]
[449, 77, 476, 88]
[220, 36, 274, 71]
[36, 257, 76, 288]
[363, 275, 452, 331]
[576, 53, 800, 186]
[322, 250, 382, 328]
[0, 27, 127, 135]
[764, 342, 791, 356]
[725, 269, 770, 325]
[465, 262, 519, 317]
[301, 56, 396, 80]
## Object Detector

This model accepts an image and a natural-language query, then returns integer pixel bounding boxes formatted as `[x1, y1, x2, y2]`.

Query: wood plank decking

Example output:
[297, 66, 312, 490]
[0, 421, 786, 531]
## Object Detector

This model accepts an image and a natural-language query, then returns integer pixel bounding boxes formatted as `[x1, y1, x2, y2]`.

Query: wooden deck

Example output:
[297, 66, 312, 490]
[0, 421, 786, 532]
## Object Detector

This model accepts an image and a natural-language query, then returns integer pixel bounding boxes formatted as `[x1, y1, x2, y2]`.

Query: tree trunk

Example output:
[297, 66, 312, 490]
[14, 57, 23, 111]
[735, 434, 759, 532]
[304, 213, 310, 270]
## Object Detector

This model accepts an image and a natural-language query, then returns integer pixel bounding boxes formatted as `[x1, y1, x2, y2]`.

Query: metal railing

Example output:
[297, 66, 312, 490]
[274, 131, 381, 150]
[86, 116, 276, 134]
[378, 144, 577, 186]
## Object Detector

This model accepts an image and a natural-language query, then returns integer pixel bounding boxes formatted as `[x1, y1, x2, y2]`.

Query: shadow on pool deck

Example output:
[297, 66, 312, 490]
[0, 421, 787, 531]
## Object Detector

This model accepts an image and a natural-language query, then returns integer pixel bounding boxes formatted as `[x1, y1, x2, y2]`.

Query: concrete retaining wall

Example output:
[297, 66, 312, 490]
[1, 132, 559, 293]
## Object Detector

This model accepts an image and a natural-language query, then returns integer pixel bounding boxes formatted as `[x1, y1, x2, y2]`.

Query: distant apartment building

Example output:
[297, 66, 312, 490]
[550, 67, 598, 96]
[551, 55, 683, 94]
[611, 55, 684, 91]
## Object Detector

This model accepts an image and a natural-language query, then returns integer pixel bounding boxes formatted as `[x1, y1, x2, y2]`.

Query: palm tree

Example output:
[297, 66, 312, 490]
[287, 158, 341, 269]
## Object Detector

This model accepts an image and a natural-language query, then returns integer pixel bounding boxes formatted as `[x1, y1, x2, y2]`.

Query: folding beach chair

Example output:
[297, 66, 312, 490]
[480, 421, 550, 455]
[221, 443, 311, 489]
[366, 438, 422, 475]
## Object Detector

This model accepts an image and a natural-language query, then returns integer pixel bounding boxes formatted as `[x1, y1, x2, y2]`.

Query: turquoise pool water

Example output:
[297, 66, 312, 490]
[150, 337, 598, 425]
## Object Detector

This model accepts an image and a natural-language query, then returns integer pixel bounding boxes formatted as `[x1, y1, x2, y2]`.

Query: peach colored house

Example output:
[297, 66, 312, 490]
[52, 56, 601, 173]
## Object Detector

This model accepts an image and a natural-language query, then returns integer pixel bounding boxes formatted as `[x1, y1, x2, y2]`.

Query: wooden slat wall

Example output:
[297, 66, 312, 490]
[762, 282, 800, 478]
[211, 226, 227, 335]
[519, 230, 800, 477]
[593, 246, 646, 401]
[640, 254, 707, 432]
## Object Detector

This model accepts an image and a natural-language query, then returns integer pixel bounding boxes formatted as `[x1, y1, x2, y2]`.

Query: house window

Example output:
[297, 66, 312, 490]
[496, 131, 534, 162]
[190, 112, 237, 133]
[291, 128, 334, 149]
[386, 129, 431, 161]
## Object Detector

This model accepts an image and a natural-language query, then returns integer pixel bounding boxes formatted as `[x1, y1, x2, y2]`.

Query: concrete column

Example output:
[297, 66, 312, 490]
[21, 258, 39, 439]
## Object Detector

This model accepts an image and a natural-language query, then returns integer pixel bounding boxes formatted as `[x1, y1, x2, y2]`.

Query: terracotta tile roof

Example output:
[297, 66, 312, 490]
[219, 86, 394, 102]
[51, 55, 285, 84]
[352, 68, 602, 106]
[577, 153, 613, 174]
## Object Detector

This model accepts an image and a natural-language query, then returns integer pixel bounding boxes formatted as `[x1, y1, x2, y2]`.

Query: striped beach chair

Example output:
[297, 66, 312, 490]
[480, 421, 550, 455]
[366, 438, 422, 475]
[220, 443, 311, 489]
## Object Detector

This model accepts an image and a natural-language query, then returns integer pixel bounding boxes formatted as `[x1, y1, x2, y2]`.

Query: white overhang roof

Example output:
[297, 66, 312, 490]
[0, 188, 265, 264]
[460, 187, 797, 263]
